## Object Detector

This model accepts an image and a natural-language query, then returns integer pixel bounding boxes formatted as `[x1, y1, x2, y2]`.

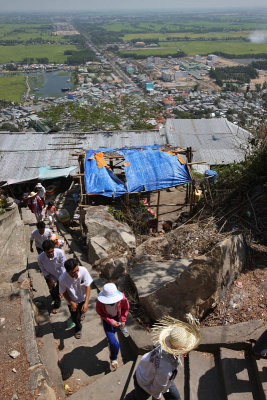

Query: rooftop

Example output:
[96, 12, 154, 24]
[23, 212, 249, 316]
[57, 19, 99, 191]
[0, 118, 251, 183]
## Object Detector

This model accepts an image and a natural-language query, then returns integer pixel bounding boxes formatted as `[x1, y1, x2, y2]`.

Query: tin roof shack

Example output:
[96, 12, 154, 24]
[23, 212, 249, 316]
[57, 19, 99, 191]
[75, 145, 194, 234]
[162, 118, 252, 173]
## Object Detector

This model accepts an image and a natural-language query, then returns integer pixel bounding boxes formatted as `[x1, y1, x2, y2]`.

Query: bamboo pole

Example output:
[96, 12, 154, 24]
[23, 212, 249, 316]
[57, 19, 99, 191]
[156, 190, 160, 232]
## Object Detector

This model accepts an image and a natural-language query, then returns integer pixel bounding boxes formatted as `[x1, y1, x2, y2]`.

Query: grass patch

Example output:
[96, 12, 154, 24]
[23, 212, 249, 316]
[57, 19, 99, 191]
[121, 40, 267, 57]
[57, 71, 69, 76]
[0, 44, 77, 63]
[0, 75, 26, 102]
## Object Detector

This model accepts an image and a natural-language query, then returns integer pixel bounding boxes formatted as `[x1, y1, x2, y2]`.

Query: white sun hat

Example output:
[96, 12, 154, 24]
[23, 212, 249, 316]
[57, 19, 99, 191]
[97, 283, 123, 304]
[152, 314, 201, 356]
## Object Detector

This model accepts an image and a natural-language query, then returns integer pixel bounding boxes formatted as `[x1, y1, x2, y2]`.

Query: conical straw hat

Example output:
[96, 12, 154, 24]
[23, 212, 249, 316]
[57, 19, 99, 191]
[151, 314, 201, 356]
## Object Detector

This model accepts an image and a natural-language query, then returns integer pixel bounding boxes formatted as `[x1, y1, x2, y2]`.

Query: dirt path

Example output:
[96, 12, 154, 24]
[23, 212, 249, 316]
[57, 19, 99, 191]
[150, 186, 188, 229]
[24, 75, 30, 101]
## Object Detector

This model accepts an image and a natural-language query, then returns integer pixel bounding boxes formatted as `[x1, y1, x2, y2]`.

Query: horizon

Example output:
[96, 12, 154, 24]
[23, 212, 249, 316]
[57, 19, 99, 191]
[1, 1, 267, 13]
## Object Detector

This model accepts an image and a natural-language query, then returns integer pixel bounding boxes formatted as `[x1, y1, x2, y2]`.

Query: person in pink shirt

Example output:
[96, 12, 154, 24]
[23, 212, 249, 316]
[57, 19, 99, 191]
[96, 283, 129, 371]
[27, 191, 43, 222]
[45, 201, 57, 230]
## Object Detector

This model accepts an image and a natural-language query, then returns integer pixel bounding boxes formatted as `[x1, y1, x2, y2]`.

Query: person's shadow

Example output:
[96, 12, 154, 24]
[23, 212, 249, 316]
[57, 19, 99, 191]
[58, 340, 110, 380]
[198, 354, 265, 400]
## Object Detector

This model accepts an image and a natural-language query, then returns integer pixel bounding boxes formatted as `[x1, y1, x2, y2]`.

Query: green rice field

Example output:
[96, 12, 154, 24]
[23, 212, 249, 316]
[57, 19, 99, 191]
[0, 44, 77, 63]
[104, 20, 267, 34]
[121, 40, 267, 57]
[0, 23, 63, 42]
[0, 75, 26, 102]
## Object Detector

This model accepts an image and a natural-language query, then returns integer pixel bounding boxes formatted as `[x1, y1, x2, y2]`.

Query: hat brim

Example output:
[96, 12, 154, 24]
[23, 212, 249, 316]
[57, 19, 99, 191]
[152, 318, 201, 356]
[28, 192, 37, 198]
[97, 290, 123, 304]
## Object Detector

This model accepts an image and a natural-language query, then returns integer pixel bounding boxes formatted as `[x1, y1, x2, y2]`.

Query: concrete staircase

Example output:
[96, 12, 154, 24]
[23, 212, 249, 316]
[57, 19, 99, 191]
[22, 209, 267, 400]
[66, 346, 266, 400]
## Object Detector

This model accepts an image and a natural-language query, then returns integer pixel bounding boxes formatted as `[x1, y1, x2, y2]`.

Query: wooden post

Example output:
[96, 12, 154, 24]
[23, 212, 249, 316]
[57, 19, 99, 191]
[124, 192, 129, 207]
[156, 190, 160, 232]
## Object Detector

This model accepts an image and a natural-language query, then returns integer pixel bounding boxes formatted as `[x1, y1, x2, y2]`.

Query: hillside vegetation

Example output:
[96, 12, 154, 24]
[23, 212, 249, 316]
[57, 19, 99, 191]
[197, 125, 267, 244]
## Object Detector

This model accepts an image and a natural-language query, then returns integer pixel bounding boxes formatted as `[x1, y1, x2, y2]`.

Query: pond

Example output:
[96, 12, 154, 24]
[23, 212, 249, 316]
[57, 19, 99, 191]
[29, 70, 73, 97]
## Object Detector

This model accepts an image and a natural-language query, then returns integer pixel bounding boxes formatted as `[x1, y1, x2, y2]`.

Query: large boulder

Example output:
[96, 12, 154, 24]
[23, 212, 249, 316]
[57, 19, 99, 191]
[130, 234, 246, 321]
[83, 206, 136, 276]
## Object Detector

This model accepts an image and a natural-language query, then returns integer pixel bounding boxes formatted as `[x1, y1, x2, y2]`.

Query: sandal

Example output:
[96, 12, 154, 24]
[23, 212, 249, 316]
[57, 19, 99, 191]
[74, 331, 82, 339]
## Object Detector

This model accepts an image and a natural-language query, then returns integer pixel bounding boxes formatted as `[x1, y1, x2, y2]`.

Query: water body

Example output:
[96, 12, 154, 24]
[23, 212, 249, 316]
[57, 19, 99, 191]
[30, 70, 73, 97]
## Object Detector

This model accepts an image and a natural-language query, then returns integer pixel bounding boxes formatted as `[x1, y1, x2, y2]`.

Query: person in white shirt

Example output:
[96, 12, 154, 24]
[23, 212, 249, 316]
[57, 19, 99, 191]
[38, 239, 66, 313]
[35, 182, 46, 207]
[30, 221, 52, 254]
[59, 258, 93, 339]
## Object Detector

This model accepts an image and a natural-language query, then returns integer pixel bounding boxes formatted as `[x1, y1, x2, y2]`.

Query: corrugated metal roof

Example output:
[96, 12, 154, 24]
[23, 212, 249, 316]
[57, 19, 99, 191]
[0, 119, 251, 183]
[0, 130, 164, 183]
[164, 118, 251, 168]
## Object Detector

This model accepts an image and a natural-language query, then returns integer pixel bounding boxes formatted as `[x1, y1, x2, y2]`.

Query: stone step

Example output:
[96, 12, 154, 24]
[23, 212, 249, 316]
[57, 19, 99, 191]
[68, 356, 140, 400]
[250, 354, 267, 400]
[256, 357, 267, 399]
[56, 317, 112, 390]
[220, 348, 258, 400]
[52, 316, 136, 395]
[189, 350, 225, 400]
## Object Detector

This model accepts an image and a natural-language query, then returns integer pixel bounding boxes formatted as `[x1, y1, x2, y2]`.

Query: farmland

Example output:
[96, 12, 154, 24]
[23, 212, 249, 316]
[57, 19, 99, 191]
[0, 75, 26, 102]
[103, 19, 267, 34]
[122, 30, 266, 42]
[92, 11, 267, 58]
[0, 23, 62, 42]
[121, 40, 267, 57]
[0, 44, 78, 64]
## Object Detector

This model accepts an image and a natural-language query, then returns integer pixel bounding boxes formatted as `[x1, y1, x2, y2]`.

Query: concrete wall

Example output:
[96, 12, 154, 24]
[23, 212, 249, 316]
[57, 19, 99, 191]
[0, 205, 24, 261]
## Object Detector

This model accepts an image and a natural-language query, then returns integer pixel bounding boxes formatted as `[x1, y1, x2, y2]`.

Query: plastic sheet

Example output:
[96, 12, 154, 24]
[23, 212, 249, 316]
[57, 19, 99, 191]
[84, 146, 191, 197]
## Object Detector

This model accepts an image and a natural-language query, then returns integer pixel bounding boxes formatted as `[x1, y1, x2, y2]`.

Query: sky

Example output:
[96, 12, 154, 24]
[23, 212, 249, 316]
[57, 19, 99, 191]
[0, 0, 266, 12]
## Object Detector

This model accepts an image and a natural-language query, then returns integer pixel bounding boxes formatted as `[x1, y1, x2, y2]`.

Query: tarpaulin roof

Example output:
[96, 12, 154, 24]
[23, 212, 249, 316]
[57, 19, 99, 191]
[38, 166, 77, 180]
[84, 146, 191, 197]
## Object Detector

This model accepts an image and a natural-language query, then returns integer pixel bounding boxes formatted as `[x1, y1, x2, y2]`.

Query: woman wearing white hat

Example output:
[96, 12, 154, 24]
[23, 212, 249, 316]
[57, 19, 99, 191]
[96, 283, 130, 371]
[128, 315, 201, 400]
[35, 182, 46, 207]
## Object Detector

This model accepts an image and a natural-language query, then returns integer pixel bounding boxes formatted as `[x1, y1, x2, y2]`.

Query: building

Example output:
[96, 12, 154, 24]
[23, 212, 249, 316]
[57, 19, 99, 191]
[126, 64, 135, 75]
[162, 118, 251, 173]
[135, 41, 145, 47]
[145, 82, 155, 92]
[161, 70, 173, 82]
[0, 118, 251, 184]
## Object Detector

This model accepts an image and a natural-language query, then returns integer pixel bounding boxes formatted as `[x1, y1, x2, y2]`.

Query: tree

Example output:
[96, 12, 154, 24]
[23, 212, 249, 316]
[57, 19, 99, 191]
[0, 123, 19, 132]
[255, 83, 261, 92]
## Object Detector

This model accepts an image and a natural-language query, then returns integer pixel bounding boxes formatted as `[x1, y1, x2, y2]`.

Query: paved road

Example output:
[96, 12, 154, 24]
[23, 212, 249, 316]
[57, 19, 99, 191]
[85, 39, 137, 87]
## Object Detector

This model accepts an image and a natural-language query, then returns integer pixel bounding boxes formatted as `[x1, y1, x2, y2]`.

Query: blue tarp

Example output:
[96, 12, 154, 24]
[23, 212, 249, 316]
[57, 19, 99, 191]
[84, 146, 191, 197]
[119, 148, 191, 192]
[84, 150, 126, 197]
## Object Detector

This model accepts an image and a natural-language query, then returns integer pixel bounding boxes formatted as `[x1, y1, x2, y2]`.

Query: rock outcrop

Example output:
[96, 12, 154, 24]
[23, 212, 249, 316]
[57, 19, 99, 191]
[130, 234, 246, 321]
[83, 206, 136, 278]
